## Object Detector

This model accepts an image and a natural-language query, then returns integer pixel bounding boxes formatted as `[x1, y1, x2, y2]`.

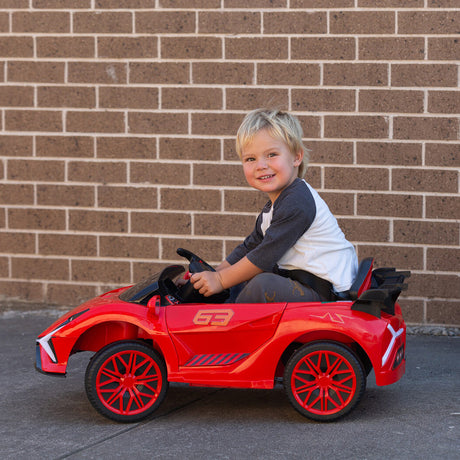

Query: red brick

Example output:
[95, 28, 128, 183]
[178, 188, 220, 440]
[324, 63, 388, 87]
[194, 62, 254, 85]
[297, 115, 322, 139]
[71, 259, 131, 284]
[98, 37, 158, 59]
[325, 167, 389, 191]
[97, 185, 157, 209]
[425, 143, 460, 167]
[0, 232, 35, 254]
[226, 88, 289, 111]
[159, 137, 220, 161]
[427, 248, 460, 272]
[128, 112, 188, 135]
[162, 87, 222, 110]
[12, 257, 69, 281]
[37, 185, 94, 207]
[0, 281, 44, 303]
[360, 38, 424, 60]
[99, 236, 159, 259]
[394, 220, 458, 245]
[391, 64, 457, 87]
[264, 11, 326, 34]
[317, 192, 355, 216]
[68, 161, 127, 184]
[195, 213, 255, 238]
[8, 159, 65, 182]
[357, 142, 422, 166]
[392, 169, 458, 193]
[324, 116, 389, 139]
[69, 210, 128, 233]
[192, 112, 242, 136]
[221, 0, 283, 6]
[0, 184, 34, 205]
[99, 87, 158, 110]
[428, 91, 460, 114]
[73, 12, 132, 33]
[39, 234, 97, 257]
[95, 0, 155, 6]
[162, 37, 221, 59]
[359, 0, 423, 5]
[34, 0, 91, 7]
[37, 37, 95, 58]
[292, 37, 355, 60]
[12, 12, 69, 33]
[68, 62, 127, 84]
[393, 117, 458, 141]
[160, 188, 221, 212]
[338, 218, 390, 243]
[130, 162, 190, 186]
[293, 89, 355, 112]
[359, 90, 424, 114]
[399, 11, 460, 34]
[0, 37, 33, 57]
[131, 211, 191, 235]
[427, 300, 460, 326]
[0, 135, 32, 156]
[258, 63, 320, 86]
[331, 11, 395, 34]
[97, 137, 156, 160]
[357, 193, 423, 218]
[357, 244, 423, 270]
[7, 61, 65, 83]
[5, 110, 62, 132]
[224, 189, 268, 213]
[0, 13, 8, 32]
[305, 141, 353, 165]
[409, 273, 460, 300]
[36, 136, 94, 158]
[426, 196, 460, 220]
[226, 37, 288, 60]
[428, 38, 460, 60]
[136, 11, 195, 33]
[199, 11, 260, 34]
[0, 85, 33, 107]
[130, 62, 189, 84]
[8, 208, 66, 231]
[292, 0, 354, 5]
[37, 86, 96, 108]
[194, 164, 246, 187]
[66, 111, 125, 134]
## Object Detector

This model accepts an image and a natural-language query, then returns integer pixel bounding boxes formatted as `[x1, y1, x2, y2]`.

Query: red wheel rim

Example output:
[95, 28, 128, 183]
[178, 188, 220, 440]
[96, 350, 163, 416]
[291, 350, 357, 416]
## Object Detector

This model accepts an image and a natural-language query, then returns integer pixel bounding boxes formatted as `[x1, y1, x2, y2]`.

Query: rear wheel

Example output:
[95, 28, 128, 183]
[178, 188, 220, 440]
[85, 341, 168, 423]
[284, 342, 365, 422]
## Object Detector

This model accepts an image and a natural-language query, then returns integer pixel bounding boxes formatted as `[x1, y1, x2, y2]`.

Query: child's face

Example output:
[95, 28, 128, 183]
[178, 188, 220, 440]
[241, 129, 303, 203]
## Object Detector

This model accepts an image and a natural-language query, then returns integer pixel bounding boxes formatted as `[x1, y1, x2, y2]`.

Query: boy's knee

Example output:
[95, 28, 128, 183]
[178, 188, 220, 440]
[236, 273, 281, 303]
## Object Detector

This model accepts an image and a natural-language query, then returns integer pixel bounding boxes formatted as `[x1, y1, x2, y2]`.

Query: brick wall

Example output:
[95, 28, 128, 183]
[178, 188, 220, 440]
[0, 1, 458, 327]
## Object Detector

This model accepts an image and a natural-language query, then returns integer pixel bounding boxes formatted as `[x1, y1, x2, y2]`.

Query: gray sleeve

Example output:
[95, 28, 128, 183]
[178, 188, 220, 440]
[246, 184, 316, 272]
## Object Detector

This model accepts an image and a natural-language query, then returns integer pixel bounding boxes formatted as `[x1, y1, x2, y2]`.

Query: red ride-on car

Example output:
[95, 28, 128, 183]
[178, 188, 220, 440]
[36, 248, 409, 423]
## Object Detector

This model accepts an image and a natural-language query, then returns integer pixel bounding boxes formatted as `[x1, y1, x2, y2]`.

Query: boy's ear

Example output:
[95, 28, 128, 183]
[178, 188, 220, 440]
[293, 150, 304, 167]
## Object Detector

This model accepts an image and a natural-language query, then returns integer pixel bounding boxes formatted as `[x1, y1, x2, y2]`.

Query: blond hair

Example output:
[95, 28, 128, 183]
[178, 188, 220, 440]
[235, 108, 309, 178]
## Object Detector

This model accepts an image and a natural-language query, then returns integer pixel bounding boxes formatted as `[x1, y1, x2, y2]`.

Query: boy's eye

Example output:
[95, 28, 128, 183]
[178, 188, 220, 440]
[267, 152, 278, 158]
[244, 157, 255, 162]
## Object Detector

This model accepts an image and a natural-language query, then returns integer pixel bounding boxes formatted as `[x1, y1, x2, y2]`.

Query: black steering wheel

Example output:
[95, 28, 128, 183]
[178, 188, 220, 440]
[176, 248, 229, 303]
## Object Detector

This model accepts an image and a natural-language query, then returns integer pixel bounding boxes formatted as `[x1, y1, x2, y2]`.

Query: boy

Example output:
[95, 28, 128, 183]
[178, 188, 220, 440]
[191, 108, 357, 303]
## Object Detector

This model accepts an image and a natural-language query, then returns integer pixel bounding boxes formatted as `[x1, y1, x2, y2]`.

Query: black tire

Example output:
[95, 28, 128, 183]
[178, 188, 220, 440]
[284, 342, 366, 422]
[85, 341, 168, 423]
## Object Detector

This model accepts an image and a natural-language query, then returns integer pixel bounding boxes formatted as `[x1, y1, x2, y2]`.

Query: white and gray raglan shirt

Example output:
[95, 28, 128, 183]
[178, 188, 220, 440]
[226, 178, 358, 292]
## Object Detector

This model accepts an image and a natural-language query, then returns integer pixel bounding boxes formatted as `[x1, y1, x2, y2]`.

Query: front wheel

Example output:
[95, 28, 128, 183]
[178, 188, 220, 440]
[284, 342, 365, 422]
[85, 341, 168, 423]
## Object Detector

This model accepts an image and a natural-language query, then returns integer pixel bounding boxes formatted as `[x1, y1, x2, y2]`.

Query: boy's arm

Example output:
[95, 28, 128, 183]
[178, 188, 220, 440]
[190, 257, 262, 297]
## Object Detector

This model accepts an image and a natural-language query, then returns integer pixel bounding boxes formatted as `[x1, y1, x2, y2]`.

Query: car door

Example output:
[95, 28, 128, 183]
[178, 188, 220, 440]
[165, 302, 286, 367]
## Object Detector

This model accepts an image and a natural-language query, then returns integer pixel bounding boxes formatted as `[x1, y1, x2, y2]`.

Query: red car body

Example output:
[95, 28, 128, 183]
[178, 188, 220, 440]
[36, 252, 408, 423]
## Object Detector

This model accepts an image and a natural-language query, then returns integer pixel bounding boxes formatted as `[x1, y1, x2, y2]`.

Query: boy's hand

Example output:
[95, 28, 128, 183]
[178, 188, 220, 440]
[190, 271, 223, 297]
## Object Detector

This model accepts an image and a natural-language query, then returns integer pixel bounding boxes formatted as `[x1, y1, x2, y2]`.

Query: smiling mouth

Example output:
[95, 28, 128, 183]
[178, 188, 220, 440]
[258, 174, 275, 180]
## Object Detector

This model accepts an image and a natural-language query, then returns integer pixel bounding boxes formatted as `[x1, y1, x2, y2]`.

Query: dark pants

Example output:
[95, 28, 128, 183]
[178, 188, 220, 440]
[233, 272, 324, 303]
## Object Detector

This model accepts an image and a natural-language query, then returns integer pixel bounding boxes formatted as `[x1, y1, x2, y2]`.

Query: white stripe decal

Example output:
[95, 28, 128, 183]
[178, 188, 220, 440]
[382, 324, 404, 367]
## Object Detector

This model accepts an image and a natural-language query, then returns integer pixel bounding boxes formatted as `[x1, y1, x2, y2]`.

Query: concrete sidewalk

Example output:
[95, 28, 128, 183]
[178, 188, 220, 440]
[1, 309, 459, 460]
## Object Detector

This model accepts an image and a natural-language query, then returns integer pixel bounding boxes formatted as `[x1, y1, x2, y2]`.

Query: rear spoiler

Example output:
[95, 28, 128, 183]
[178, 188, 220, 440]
[351, 267, 411, 318]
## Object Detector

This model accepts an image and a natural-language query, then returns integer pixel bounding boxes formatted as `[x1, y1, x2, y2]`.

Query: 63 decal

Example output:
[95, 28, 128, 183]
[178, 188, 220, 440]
[193, 309, 234, 327]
